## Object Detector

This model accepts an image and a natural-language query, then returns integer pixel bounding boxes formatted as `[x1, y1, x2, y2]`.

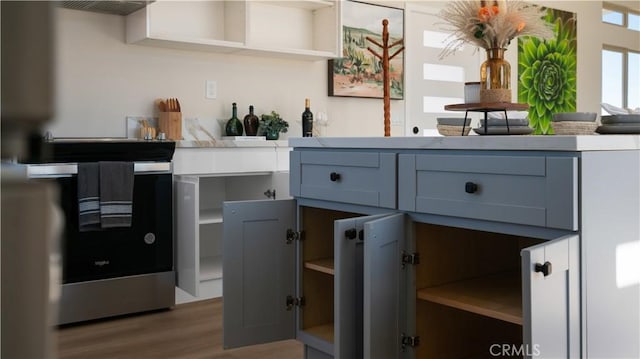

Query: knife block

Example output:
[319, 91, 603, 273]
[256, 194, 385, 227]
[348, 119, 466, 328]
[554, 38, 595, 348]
[159, 112, 182, 140]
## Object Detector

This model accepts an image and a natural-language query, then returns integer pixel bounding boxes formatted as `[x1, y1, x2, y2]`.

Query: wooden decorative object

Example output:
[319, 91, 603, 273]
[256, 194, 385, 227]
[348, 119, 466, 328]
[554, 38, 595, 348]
[367, 19, 404, 137]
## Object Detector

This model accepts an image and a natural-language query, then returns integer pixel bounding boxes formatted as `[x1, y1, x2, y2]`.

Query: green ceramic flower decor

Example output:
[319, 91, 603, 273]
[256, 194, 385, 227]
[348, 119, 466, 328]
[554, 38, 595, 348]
[518, 9, 577, 135]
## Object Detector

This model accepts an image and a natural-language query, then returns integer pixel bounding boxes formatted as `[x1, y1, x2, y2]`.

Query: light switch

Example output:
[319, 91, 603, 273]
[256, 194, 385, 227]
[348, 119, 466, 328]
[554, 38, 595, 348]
[206, 80, 217, 99]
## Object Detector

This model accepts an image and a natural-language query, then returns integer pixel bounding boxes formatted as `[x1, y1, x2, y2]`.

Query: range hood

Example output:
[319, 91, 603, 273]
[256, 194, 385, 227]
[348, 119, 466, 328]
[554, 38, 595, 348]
[59, 1, 154, 16]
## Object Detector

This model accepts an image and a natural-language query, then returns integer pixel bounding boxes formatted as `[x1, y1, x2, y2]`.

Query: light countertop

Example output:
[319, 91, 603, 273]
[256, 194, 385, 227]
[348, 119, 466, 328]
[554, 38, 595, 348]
[176, 139, 289, 148]
[288, 135, 640, 152]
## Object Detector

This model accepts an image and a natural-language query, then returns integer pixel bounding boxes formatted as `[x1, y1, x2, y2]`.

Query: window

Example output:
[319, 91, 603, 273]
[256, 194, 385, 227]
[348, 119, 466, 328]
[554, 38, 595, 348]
[603, 8, 624, 26]
[602, 2, 640, 32]
[602, 47, 640, 112]
[629, 12, 640, 32]
[602, 2, 640, 112]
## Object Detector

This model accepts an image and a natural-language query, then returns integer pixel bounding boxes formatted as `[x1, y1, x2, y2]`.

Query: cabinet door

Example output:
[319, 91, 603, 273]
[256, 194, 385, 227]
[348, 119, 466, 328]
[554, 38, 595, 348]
[522, 234, 579, 358]
[334, 214, 389, 359]
[363, 214, 407, 359]
[175, 176, 200, 297]
[223, 199, 296, 349]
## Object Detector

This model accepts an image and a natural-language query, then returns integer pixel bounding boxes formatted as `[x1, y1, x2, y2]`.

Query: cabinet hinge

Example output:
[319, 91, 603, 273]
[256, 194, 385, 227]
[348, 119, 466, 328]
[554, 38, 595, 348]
[286, 229, 304, 244]
[263, 189, 276, 199]
[286, 295, 305, 310]
[401, 251, 420, 268]
[401, 333, 420, 350]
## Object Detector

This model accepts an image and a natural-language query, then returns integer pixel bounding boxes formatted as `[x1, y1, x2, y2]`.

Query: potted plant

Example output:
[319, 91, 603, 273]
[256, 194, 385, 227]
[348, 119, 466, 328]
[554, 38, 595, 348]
[259, 111, 289, 140]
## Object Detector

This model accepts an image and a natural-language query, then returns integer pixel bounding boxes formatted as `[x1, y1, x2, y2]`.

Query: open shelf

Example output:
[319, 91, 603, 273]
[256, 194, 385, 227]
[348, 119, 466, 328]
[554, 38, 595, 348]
[417, 271, 522, 325]
[200, 208, 223, 224]
[304, 258, 335, 275]
[200, 255, 223, 281]
[305, 323, 334, 343]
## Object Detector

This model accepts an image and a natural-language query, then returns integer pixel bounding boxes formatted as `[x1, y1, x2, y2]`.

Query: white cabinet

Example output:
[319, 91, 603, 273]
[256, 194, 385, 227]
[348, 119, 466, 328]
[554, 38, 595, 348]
[173, 145, 290, 303]
[126, 0, 340, 61]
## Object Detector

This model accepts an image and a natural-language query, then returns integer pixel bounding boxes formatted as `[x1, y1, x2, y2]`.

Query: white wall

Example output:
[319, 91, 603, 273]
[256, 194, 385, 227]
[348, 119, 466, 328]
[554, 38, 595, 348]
[50, 8, 405, 138]
[51, 2, 638, 139]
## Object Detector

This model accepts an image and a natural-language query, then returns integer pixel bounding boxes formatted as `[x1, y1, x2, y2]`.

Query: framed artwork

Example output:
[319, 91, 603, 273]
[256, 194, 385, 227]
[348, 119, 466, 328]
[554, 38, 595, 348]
[328, 0, 404, 99]
[518, 8, 577, 134]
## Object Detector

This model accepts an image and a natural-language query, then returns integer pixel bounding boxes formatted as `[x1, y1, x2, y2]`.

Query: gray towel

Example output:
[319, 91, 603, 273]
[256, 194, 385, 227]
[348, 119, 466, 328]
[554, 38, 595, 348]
[78, 163, 101, 231]
[99, 161, 134, 228]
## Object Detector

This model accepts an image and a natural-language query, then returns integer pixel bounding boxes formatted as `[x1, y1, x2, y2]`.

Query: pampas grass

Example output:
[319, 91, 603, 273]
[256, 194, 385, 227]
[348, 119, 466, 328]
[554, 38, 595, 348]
[438, 0, 553, 58]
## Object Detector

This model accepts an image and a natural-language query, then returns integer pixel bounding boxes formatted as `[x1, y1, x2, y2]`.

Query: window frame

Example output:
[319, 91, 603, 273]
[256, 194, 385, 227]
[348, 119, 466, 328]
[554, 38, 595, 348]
[602, 45, 640, 110]
[602, 2, 640, 31]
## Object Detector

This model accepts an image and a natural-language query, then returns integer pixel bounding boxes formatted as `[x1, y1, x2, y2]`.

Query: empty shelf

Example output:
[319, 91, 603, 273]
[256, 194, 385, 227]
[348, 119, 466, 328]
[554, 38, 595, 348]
[200, 208, 223, 224]
[304, 258, 335, 275]
[417, 271, 522, 325]
[200, 255, 223, 281]
[305, 323, 334, 343]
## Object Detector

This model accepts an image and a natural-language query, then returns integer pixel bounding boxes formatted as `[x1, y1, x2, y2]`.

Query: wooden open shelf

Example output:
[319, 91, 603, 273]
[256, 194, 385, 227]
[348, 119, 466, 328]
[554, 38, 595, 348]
[417, 271, 522, 325]
[305, 323, 334, 343]
[304, 258, 335, 275]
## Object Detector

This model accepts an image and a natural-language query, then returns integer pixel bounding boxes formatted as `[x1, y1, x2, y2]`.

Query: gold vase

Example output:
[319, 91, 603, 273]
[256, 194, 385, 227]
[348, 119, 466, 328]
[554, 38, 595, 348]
[480, 48, 511, 103]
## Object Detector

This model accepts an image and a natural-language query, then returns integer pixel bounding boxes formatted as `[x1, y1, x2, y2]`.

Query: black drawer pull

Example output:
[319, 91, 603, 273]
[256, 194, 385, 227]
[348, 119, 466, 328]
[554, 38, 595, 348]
[535, 261, 552, 276]
[345, 228, 357, 240]
[465, 182, 478, 194]
[330, 172, 341, 182]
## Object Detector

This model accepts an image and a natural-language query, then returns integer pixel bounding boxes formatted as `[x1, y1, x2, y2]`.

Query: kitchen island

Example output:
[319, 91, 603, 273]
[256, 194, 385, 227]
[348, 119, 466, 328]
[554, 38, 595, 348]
[223, 135, 639, 358]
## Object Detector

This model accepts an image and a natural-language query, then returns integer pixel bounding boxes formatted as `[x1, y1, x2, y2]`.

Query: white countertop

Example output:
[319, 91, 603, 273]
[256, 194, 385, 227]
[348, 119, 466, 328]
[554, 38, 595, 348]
[176, 139, 289, 148]
[288, 135, 640, 152]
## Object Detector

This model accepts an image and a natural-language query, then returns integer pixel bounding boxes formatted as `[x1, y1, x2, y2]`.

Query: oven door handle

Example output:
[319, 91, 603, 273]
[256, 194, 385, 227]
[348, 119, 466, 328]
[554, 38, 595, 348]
[27, 162, 172, 178]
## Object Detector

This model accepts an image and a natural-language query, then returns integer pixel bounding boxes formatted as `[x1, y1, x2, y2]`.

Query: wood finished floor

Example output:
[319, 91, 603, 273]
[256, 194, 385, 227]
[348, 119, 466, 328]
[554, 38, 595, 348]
[57, 298, 303, 359]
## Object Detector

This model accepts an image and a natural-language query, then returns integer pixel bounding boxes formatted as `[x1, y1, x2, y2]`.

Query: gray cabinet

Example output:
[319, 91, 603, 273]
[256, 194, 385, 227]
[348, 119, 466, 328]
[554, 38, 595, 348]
[406, 223, 579, 358]
[222, 199, 296, 348]
[398, 152, 578, 230]
[222, 146, 640, 358]
[223, 199, 406, 357]
[222, 201, 580, 358]
[290, 150, 397, 208]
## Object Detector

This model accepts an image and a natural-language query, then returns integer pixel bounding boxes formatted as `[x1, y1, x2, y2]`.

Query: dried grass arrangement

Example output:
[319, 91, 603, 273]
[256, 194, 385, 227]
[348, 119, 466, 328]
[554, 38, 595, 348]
[438, 0, 553, 58]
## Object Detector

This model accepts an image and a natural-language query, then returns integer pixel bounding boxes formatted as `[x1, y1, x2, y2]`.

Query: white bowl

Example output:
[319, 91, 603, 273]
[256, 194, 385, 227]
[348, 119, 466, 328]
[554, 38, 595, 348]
[552, 112, 597, 122]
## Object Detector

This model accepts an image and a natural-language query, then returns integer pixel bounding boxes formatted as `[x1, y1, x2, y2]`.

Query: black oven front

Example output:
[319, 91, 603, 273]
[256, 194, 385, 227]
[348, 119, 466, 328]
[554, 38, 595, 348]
[29, 162, 173, 284]
[59, 170, 172, 283]
[25, 139, 177, 324]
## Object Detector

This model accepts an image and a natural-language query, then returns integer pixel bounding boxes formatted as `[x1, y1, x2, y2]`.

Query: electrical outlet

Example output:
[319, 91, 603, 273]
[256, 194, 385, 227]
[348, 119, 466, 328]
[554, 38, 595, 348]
[205, 80, 217, 99]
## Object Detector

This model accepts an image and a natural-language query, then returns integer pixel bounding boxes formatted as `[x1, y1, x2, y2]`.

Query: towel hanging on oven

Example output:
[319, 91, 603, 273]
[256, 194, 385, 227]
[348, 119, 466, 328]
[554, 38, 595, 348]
[78, 161, 134, 231]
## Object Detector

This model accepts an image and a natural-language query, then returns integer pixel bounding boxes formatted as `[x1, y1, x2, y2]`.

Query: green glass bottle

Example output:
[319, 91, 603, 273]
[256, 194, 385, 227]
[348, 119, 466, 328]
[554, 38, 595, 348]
[225, 102, 243, 136]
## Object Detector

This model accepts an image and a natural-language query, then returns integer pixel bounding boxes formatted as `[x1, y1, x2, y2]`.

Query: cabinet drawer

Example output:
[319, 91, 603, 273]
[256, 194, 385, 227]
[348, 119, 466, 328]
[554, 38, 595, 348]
[399, 153, 577, 230]
[290, 151, 396, 208]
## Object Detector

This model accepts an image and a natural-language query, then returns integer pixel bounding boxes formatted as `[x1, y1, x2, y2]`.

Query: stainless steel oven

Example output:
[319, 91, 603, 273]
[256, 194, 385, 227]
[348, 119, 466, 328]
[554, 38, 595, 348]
[25, 139, 176, 325]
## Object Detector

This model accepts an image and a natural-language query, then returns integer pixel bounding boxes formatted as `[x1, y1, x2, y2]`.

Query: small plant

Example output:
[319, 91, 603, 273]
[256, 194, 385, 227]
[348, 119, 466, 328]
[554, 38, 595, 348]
[259, 111, 289, 140]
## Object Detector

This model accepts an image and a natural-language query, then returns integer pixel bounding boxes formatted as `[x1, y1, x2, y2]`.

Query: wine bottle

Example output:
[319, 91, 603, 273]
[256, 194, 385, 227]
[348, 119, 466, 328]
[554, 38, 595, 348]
[225, 102, 243, 136]
[243, 105, 259, 136]
[302, 98, 313, 137]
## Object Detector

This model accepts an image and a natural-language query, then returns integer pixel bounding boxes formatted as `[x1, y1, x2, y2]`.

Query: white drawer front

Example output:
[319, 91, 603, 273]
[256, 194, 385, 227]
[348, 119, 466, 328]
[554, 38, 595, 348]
[399, 153, 577, 230]
[290, 151, 396, 208]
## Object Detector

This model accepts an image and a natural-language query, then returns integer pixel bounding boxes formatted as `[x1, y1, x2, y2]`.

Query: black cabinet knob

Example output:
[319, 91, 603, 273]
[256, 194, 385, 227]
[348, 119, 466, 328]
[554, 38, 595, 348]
[412, 126, 419, 134]
[535, 261, 552, 276]
[330, 172, 341, 182]
[344, 228, 357, 240]
[465, 182, 478, 194]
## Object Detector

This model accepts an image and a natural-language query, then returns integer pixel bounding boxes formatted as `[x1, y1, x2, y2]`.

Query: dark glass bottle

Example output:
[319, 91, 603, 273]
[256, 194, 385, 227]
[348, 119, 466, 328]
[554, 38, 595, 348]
[302, 98, 313, 137]
[225, 102, 243, 136]
[243, 105, 259, 136]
